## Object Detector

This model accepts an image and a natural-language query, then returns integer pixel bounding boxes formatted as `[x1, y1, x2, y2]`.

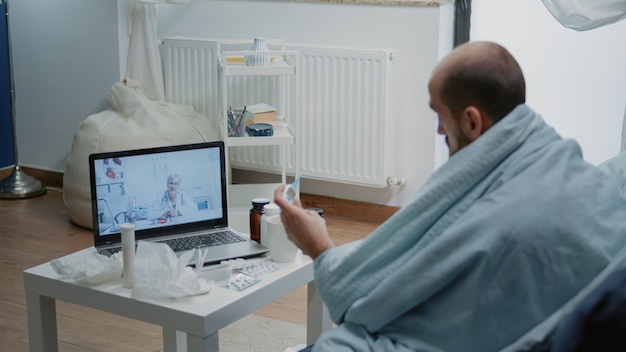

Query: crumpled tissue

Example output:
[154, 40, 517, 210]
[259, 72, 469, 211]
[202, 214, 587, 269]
[132, 240, 212, 300]
[51, 248, 122, 285]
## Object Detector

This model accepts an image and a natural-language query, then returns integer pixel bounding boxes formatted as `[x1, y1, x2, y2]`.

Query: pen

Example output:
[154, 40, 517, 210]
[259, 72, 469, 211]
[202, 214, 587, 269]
[239, 106, 247, 136]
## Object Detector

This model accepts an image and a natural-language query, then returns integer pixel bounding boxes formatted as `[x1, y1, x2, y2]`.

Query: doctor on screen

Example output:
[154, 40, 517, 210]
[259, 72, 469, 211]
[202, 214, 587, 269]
[152, 173, 195, 221]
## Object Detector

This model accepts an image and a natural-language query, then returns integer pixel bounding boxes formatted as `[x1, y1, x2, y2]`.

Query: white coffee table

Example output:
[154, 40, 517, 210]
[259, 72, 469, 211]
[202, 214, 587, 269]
[23, 248, 332, 351]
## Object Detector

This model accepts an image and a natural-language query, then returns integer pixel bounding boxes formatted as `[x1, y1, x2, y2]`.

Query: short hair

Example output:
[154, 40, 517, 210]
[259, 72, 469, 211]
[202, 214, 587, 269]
[167, 174, 181, 184]
[440, 43, 526, 122]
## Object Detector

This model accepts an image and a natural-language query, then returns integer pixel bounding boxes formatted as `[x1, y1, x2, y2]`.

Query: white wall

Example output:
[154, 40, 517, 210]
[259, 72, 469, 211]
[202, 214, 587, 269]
[11, 0, 455, 208]
[18, 1, 623, 208]
[466, 0, 626, 167]
[10, 0, 120, 172]
[152, 0, 454, 207]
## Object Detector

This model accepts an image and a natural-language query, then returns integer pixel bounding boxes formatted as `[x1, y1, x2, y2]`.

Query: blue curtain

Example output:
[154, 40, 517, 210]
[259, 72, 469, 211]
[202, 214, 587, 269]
[0, 0, 15, 168]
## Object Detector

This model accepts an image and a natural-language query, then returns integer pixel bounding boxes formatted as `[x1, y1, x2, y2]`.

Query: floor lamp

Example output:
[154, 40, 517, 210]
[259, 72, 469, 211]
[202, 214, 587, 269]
[0, 0, 46, 199]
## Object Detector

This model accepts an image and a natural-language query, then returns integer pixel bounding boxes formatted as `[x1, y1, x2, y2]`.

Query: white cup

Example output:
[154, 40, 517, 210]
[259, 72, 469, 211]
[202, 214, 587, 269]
[266, 215, 299, 263]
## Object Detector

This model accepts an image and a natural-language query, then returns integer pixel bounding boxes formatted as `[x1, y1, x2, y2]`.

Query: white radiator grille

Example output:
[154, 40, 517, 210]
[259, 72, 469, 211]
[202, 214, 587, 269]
[294, 46, 389, 186]
[162, 38, 218, 117]
[162, 38, 392, 187]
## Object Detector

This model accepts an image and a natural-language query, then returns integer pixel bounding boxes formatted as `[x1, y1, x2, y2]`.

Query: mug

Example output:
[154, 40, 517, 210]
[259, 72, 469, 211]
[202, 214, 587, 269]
[266, 215, 299, 263]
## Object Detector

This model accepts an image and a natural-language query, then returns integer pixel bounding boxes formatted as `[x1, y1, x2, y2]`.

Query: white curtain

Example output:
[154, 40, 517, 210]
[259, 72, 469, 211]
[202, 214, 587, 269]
[540, 0, 626, 151]
[125, 0, 189, 102]
[541, 0, 626, 30]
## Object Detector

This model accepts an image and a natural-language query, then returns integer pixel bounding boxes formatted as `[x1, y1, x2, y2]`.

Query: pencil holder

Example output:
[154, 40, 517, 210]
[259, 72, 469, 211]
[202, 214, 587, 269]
[227, 109, 246, 137]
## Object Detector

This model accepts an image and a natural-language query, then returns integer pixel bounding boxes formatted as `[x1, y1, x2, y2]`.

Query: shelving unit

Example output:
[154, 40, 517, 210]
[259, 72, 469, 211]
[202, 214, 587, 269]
[217, 41, 299, 222]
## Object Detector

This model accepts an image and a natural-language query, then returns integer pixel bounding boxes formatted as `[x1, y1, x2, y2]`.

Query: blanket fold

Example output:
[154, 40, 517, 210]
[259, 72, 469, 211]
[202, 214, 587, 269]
[313, 104, 626, 351]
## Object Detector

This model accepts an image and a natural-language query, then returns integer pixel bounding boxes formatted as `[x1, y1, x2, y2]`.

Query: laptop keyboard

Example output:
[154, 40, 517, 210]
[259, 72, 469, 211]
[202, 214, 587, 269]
[162, 230, 246, 251]
[99, 230, 247, 256]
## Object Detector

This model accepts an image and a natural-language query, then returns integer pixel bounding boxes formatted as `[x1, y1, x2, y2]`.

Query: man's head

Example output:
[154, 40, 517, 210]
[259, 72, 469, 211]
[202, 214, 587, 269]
[428, 41, 526, 156]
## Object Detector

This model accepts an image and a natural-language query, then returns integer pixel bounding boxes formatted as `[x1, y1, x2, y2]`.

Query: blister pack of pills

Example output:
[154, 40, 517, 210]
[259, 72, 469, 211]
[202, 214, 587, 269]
[220, 258, 279, 276]
[238, 261, 279, 278]
[220, 258, 251, 270]
[196, 264, 232, 282]
[221, 273, 260, 291]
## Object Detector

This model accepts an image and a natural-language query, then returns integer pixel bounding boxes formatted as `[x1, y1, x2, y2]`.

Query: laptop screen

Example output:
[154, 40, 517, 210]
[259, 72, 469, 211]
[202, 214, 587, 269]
[89, 142, 228, 247]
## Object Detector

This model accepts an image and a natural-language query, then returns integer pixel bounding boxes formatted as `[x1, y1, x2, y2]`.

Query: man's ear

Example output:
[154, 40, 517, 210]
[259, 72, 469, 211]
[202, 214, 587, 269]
[461, 106, 493, 141]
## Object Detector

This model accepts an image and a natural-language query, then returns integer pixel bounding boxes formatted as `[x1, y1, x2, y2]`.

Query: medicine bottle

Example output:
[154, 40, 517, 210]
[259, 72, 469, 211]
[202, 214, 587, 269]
[250, 198, 270, 243]
[260, 203, 281, 247]
[306, 207, 326, 223]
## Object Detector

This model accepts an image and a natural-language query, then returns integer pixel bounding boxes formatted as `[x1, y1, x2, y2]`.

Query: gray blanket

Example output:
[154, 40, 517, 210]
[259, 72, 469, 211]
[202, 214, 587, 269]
[312, 104, 626, 351]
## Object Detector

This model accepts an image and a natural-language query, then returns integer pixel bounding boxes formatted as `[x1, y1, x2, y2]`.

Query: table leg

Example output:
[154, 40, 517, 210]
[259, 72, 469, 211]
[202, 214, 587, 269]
[25, 292, 58, 352]
[163, 330, 217, 352]
[186, 332, 218, 351]
[306, 281, 332, 345]
[162, 328, 178, 352]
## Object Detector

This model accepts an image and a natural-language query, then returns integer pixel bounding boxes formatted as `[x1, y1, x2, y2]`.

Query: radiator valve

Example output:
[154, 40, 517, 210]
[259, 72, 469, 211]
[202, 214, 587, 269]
[387, 176, 407, 186]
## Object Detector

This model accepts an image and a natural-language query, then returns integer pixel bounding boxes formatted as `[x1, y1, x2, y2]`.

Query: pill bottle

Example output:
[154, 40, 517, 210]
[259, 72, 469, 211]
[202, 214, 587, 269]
[306, 207, 326, 223]
[250, 198, 270, 243]
[260, 203, 281, 247]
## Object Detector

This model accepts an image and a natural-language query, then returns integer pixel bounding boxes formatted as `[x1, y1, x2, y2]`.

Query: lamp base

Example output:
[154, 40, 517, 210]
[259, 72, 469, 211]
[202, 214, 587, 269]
[0, 165, 47, 199]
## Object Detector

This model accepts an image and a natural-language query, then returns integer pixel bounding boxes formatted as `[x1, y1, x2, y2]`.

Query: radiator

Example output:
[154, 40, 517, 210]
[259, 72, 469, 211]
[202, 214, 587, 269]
[162, 38, 219, 117]
[162, 38, 393, 187]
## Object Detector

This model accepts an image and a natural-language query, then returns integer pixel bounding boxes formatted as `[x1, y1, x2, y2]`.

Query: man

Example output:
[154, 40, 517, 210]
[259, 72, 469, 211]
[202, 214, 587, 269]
[274, 41, 626, 351]
[600, 154, 626, 194]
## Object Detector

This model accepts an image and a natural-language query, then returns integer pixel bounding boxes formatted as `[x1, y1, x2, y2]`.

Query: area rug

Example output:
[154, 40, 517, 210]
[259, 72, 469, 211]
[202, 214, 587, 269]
[219, 314, 307, 352]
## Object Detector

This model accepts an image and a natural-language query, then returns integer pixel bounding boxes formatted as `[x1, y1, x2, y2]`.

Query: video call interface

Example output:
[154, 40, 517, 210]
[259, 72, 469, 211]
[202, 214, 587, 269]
[93, 146, 223, 236]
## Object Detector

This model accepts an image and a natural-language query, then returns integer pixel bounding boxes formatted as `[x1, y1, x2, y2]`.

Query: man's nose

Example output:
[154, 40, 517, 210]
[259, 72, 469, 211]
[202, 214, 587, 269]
[437, 122, 444, 135]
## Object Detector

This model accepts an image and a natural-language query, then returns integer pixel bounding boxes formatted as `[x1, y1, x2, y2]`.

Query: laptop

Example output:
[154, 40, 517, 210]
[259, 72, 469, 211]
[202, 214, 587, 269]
[89, 141, 268, 266]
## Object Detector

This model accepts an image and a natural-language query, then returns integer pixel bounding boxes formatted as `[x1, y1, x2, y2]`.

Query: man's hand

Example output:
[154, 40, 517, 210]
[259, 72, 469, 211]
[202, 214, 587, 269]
[274, 185, 335, 259]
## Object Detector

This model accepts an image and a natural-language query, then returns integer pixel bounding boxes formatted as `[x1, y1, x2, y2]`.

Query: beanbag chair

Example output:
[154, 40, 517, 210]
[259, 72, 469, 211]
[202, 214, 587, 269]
[63, 78, 219, 229]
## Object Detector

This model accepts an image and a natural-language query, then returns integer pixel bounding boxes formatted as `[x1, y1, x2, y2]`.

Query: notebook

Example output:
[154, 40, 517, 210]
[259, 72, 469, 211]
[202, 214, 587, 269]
[89, 141, 268, 266]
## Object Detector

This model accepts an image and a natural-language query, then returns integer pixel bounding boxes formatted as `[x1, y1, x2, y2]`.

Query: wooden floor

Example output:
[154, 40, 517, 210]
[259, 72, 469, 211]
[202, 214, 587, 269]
[0, 189, 379, 351]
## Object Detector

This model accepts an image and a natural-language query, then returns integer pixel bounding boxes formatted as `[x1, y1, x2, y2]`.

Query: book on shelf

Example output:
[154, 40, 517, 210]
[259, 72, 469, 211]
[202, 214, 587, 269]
[245, 103, 278, 124]
[225, 56, 276, 66]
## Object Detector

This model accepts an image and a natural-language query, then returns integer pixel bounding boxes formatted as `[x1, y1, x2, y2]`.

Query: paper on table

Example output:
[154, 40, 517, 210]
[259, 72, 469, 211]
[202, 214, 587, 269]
[132, 240, 212, 300]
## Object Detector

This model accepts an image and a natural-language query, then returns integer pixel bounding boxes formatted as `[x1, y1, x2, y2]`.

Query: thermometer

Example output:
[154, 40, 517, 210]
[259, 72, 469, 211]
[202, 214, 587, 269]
[282, 175, 301, 203]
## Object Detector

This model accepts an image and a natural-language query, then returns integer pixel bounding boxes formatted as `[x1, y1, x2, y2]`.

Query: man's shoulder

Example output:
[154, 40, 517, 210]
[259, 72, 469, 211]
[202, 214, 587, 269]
[598, 150, 626, 192]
